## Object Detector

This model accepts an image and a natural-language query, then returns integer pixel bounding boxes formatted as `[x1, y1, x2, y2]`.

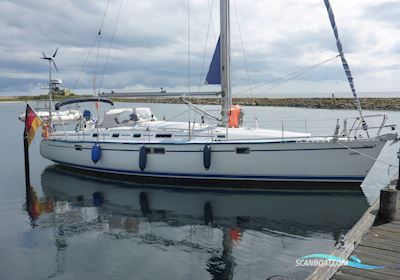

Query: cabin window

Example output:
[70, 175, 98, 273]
[145, 148, 151, 154]
[236, 147, 250, 154]
[155, 134, 172, 138]
[112, 133, 120, 138]
[133, 134, 141, 138]
[92, 133, 98, 137]
[74, 145, 82, 151]
[153, 148, 165, 154]
[217, 135, 225, 138]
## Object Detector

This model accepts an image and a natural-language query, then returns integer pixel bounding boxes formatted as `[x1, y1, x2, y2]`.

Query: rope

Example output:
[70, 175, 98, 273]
[165, 109, 190, 121]
[235, 55, 340, 97]
[336, 142, 398, 169]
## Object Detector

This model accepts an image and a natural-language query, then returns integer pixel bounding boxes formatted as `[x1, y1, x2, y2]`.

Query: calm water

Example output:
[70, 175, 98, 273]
[1, 102, 399, 280]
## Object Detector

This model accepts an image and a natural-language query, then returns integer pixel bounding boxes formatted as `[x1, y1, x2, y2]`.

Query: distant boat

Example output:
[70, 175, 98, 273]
[39, 0, 398, 186]
[19, 108, 81, 125]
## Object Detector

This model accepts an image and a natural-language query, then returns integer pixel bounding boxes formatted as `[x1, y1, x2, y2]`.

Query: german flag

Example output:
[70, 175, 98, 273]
[24, 104, 42, 145]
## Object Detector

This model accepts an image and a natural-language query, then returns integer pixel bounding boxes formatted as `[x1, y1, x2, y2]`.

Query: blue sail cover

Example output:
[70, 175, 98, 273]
[205, 36, 221, 85]
[324, 0, 366, 129]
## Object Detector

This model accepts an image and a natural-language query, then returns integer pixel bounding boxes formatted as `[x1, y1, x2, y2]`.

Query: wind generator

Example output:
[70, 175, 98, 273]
[41, 47, 59, 127]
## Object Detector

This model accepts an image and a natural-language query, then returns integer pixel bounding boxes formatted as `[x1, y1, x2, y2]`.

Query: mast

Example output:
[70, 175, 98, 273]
[220, 0, 231, 130]
[48, 60, 53, 126]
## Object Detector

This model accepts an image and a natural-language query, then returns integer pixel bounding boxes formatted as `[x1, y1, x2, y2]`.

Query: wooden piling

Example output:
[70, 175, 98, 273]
[379, 188, 398, 222]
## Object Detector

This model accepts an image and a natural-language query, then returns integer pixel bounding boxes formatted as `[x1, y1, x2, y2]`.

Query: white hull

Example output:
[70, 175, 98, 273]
[40, 137, 387, 184]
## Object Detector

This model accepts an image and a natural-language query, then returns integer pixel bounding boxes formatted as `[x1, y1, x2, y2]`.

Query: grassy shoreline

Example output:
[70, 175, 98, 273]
[1, 95, 400, 111]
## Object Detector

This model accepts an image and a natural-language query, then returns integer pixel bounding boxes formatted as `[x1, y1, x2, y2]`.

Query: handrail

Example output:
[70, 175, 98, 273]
[55, 98, 114, 110]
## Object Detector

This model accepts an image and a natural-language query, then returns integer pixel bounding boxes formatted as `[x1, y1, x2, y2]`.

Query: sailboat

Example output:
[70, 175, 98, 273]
[40, 0, 397, 186]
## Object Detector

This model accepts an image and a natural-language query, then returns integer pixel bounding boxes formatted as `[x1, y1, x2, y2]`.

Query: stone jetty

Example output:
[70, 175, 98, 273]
[113, 97, 400, 111]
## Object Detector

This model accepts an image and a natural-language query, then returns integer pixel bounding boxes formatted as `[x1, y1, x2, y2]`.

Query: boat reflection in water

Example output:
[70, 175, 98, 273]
[26, 165, 370, 280]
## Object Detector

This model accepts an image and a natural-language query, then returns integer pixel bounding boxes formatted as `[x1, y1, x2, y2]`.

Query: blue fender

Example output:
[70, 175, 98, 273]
[203, 144, 211, 170]
[91, 143, 101, 163]
[139, 146, 147, 171]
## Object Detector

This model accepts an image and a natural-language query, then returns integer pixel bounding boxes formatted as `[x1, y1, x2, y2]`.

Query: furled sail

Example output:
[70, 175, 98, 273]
[205, 36, 221, 85]
[323, 0, 368, 131]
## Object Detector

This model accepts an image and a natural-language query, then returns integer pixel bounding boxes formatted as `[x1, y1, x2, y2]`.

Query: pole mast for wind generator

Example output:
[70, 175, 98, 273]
[41, 48, 59, 128]
[220, 0, 231, 137]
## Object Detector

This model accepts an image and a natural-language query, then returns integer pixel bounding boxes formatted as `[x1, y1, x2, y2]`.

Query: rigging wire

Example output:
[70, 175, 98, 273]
[208, 0, 217, 38]
[72, 0, 111, 91]
[198, 0, 215, 91]
[98, 0, 124, 94]
[72, 34, 99, 91]
[337, 142, 398, 169]
[233, 0, 252, 96]
[187, 0, 191, 96]
[235, 54, 340, 97]
[232, 0, 260, 124]
[187, 0, 193, 136]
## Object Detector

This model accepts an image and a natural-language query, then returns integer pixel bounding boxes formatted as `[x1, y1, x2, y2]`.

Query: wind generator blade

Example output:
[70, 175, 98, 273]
[51, 59, 59, 72]
[41, 51, 47, 59]
[52, 47, 59, 58]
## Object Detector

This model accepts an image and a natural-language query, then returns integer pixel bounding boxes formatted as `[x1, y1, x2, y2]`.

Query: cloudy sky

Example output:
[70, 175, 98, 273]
[1, 0, 399, 96]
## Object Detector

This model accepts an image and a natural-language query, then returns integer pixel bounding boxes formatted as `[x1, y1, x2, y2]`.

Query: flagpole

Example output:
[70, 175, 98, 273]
[23, 104, 31, 191]
[23, 129, 31, 191]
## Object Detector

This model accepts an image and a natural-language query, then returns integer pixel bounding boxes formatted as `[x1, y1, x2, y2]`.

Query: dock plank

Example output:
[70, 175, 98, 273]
[349, 251, 400, 277]
[340, 267, 400, 280]
[368, 228, 400, 242]
[360, 241, 400, 254]
[357, 244, 400, 259]
[362, 235, 400, 251]
[332, 271, 375, 280]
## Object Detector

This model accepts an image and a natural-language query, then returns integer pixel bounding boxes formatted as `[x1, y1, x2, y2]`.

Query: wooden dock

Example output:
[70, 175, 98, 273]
[307, 181, 400, 280]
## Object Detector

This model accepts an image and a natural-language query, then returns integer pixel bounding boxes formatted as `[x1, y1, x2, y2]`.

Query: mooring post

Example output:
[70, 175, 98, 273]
[397, 148, 400, 190]
[379, 188, 398, 222]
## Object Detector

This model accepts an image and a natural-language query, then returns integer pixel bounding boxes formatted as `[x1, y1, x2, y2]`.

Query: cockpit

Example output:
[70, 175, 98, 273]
[98, 108, 157, 128]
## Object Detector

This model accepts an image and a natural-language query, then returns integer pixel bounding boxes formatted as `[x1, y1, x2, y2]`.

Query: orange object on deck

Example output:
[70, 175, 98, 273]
[41, 123, 49, 138]
[228, 105, 243, 128]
